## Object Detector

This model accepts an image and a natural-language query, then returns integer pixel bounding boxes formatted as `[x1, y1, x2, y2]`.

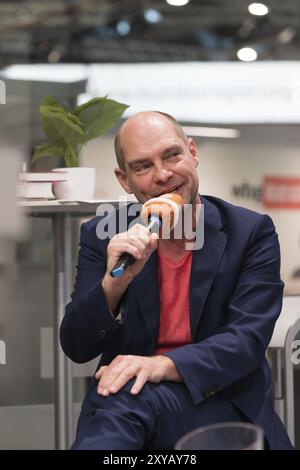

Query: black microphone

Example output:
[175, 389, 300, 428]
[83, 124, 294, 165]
[110, 215, 161, 277]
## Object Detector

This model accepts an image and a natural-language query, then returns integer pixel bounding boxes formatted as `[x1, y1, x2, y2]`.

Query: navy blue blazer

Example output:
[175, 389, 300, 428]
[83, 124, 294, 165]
[60, 195, 293, 449]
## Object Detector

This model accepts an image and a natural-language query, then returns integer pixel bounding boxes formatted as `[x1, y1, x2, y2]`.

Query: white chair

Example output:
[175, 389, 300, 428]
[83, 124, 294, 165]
[268, 295, 300, 445]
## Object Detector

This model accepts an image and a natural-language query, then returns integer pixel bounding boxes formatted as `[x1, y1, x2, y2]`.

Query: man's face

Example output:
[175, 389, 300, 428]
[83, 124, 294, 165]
[115, 113, 200, 206]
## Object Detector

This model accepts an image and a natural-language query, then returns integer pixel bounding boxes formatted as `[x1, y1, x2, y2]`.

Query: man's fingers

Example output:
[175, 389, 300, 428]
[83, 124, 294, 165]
[149, 233, 158, 252]
[95, 356, 152, 397]
[110, 236, 152, 261]
[96, 366, 108, 395]
[144, 233, 158, 261]
[95, 365, 107, 379]
[110, 240, 143, 260]
[131, 370, 148, 395]
[129, 224, 151, 240]
[97, 361, 131, 396]
[106, 366, 137, 395]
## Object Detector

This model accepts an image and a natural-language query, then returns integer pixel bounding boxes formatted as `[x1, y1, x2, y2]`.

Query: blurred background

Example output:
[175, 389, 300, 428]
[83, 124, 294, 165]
[0, 0, 300, 450]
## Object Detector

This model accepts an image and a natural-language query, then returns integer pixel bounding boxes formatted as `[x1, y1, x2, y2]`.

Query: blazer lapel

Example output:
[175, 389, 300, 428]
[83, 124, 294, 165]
[131, 252, 160, 351]
[189, 197, 228, 340]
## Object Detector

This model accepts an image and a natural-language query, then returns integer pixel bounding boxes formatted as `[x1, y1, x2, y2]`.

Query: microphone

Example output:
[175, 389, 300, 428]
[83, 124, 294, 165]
[110, 193, 183, 278]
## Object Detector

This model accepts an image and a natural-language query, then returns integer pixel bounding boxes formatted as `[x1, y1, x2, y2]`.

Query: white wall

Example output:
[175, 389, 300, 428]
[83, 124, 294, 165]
[81, 136, 134, 200]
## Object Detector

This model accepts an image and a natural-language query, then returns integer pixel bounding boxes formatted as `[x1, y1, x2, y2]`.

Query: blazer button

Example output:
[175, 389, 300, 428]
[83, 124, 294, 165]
[202, 384, 219, 398]
[98, 327, 111, 338]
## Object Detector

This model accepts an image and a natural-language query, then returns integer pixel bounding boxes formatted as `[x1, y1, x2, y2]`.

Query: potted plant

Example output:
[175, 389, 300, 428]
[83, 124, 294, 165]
[32, 95, 128, 200]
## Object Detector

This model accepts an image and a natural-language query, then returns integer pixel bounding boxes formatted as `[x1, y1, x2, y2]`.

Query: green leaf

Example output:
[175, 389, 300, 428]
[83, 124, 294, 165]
[64, 144, 79, 167]
[42, 96, 83, 128]
[42, 96, 67, 112]
[75, 97, 129, 142]
[74, 96, 107, 114]
[32, 142, 64, 164]
[40, 106, 85, 147]
[66, 112, 84, 129]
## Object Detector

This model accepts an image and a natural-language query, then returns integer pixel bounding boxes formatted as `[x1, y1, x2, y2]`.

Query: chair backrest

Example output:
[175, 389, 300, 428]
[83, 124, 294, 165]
[269, 295, 300, 348]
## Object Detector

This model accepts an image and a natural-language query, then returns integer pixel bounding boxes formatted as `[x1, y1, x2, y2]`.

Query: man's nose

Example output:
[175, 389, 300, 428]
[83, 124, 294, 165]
[154, 166, 173, 183]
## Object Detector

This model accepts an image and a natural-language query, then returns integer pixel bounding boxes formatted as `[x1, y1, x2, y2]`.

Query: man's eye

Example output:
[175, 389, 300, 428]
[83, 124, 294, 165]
[166, 151, 180, 158]
[135, 164, 150, 172]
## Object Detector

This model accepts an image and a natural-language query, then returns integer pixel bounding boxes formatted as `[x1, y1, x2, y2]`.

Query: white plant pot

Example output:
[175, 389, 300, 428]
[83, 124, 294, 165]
[52, 167, 96, 200]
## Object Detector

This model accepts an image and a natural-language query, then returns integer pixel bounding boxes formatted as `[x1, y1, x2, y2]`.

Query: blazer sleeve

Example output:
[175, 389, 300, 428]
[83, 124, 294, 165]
[164, 214, 284, 405]
[60, 221, 122, 363]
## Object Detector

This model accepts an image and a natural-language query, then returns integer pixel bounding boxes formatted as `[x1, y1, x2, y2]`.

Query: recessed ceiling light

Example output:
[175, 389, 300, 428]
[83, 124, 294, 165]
[116, 20, 131, 36]
[166, 0, 190, 7]
[182, 126, 240, 139]
[278, 27, 296, 45]
[144, 8, 163, 24]
[248, 3, 269, 16]
[47, 50, 61, 63]
[237, 47, 258, 62]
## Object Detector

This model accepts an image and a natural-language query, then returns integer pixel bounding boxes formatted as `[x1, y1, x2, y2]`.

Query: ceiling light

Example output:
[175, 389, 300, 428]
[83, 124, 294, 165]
[144, 8, 163, 24]
[248, 3, 269, 16]
[278, 27, 296, 44]
[166, 0, 190, 7]
[116, 20, 131, 36]
[47, 50, 61, 63]
[237, 47, 258, 62]
[182, 126, 240, 139]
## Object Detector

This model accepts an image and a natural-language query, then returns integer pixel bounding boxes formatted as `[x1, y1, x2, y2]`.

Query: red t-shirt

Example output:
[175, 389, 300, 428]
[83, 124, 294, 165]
[153, 249, 193, 356]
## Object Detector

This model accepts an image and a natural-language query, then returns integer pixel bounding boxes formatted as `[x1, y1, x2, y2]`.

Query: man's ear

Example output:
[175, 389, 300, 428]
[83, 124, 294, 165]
[114, 168, 133, 194]
[188, 138, 198, 166]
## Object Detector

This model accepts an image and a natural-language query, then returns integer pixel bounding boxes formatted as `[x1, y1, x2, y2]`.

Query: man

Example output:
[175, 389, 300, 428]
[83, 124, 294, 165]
[60, 111, 293, 450]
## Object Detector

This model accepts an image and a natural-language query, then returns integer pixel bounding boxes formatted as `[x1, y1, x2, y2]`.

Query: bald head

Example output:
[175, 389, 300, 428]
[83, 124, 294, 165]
[114, 111, 187, 172]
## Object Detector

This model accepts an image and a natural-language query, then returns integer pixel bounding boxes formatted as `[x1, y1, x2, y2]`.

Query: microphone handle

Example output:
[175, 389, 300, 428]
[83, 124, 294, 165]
[110, 252, 136, 278]
[110, 215, 161, 278]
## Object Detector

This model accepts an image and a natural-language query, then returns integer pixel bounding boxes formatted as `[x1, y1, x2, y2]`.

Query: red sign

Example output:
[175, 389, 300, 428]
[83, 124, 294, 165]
[263, 176, 300, 209]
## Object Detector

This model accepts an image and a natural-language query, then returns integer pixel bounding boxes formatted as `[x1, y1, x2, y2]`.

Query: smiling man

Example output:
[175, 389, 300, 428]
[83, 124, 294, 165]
[60, 111, 293, 450]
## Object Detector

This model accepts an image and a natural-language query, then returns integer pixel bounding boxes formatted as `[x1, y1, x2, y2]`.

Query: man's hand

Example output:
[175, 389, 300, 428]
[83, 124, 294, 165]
[101, 224, 158, 315]
[106, 224, 158, 281]
[95, 354, 182, 396]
